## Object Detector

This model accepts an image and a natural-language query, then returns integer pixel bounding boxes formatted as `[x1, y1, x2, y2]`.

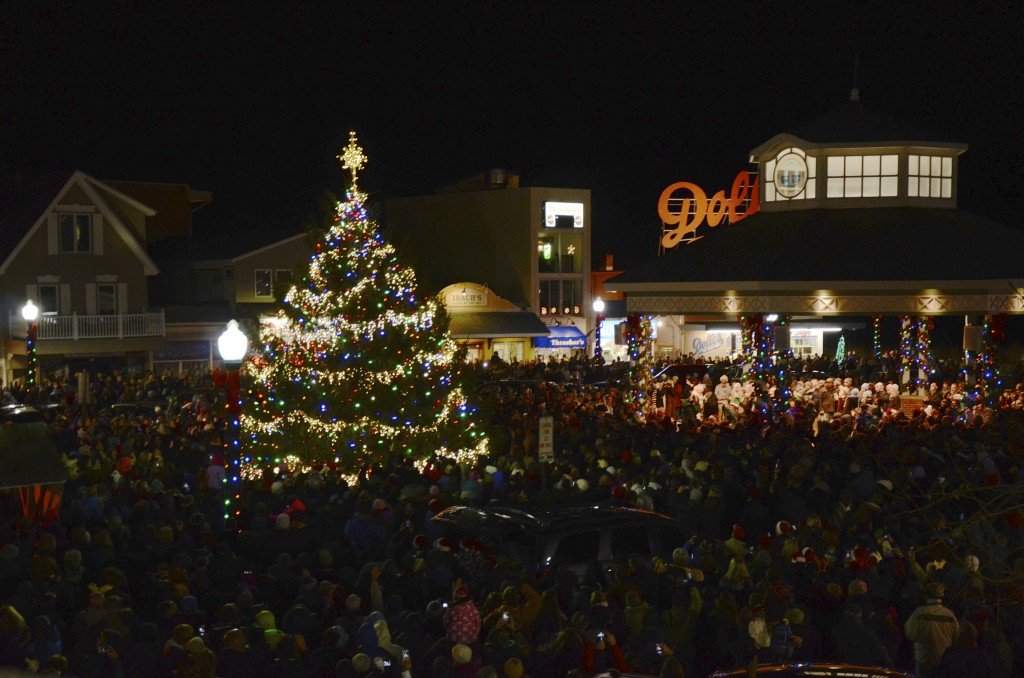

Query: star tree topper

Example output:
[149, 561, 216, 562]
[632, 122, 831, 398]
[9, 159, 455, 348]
[338, 130, 367, 190]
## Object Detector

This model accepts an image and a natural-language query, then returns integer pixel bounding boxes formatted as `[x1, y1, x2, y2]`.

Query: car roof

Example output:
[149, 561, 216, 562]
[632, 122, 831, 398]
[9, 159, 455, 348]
[709, 662, 912, 677]
[434, 504, 677, 534]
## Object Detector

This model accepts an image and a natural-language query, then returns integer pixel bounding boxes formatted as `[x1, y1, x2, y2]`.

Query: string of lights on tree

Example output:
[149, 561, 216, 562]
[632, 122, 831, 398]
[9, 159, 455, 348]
[238, 131, 488, 489]
[871, 315, 882, 359]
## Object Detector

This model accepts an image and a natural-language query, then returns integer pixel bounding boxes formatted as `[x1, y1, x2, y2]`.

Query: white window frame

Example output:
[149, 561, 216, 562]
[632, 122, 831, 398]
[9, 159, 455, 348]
[96, 283, 117, 315]
[254, 269, 273, 298]
[826, 154, 899, 199]
[38, 284, 60, 315]
[58, 213, 92, 253]
[907, 154, 953, 199]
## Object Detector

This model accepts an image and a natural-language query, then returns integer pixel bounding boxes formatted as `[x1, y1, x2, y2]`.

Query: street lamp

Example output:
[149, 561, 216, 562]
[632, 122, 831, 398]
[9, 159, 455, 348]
[218, 320, 248, 496]
[21, 301, 39, 387]
[592, 298, 606, 360]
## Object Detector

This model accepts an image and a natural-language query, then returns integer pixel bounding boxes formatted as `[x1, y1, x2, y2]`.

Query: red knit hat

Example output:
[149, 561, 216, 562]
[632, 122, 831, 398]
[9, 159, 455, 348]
[434, 537, 455, 553]
[758, 535, 773, 550]
[801, 547, 818, 563]
[412, 535, 428, 551]
[732, 524, 746, 541]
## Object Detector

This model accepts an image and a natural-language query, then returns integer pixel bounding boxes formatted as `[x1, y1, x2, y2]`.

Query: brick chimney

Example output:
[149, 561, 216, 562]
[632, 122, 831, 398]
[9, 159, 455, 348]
[603, 253, 615, 271]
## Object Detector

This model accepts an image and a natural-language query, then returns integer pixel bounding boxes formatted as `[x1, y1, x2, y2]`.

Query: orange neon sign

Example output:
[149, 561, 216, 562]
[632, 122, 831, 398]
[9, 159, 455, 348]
[658, 171, 760, 249]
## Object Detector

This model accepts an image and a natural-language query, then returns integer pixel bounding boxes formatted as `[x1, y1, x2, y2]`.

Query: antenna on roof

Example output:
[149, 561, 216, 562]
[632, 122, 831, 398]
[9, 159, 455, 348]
[850, 54, 860, 102]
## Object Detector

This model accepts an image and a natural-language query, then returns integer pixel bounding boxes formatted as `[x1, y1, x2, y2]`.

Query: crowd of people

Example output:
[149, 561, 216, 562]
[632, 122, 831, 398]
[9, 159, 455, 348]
[0, 354, 1021, 677]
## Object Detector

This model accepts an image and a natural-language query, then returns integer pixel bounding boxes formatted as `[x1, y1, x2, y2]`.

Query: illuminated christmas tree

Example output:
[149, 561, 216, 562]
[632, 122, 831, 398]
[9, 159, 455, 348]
[240, 132, 487, 474]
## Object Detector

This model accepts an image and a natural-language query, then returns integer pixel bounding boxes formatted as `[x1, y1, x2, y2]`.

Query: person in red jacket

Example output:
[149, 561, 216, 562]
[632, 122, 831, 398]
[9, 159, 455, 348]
[444, 583, 482, 647]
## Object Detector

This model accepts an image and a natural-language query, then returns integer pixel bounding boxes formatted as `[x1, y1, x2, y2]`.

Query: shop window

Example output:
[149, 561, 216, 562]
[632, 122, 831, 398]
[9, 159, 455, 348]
[907, 154, 952, 198]
[255, 269, 273, 298]
[826, 154, 898, 198]
[59, 214, 91, 252]
[765, 147, 816, 202]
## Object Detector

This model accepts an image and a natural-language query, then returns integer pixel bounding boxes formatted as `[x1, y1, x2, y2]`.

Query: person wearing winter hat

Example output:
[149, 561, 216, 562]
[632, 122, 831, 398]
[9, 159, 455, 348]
[905, 582, 958, 677]
[724, 524, 747, 559]
[444, 582, 481, 646]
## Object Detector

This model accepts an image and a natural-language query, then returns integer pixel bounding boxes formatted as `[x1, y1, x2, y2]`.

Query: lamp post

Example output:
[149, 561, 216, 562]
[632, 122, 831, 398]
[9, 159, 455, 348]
[592, 297, 605, 360]
[218, 320, 248, 488]
[21, 301, 39, 388]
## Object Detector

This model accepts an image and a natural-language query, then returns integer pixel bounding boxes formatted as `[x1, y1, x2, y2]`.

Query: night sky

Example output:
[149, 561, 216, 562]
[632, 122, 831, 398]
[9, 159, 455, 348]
[2, 3, 1021, 269]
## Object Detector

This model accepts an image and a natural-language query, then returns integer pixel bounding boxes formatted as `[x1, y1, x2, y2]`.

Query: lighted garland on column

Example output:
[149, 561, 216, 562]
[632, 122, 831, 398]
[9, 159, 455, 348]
[977, 314, 1005, 403]
[750, 314, 770, 378]
[625, 314, 655, 405]
[774, 315, 792, 400]
[871, 315, 882, 359]
[739, 315, 754, 359]
[899, 315, 914, 389]
[239, 132, 487, 484]
[915, 316, 934, 390]
[835, 334, 846, 363]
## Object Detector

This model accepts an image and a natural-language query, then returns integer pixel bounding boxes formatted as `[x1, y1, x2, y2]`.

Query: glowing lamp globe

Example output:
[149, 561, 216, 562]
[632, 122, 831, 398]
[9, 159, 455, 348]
[592, 298, 605, 314]
[218, 319, 249, 363]
[21, 300, 39, 322]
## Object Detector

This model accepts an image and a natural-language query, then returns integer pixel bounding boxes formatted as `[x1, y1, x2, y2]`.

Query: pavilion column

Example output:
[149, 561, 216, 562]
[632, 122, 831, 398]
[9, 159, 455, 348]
[899, 315, 914, 388]
[916, 316, 934, 391]
[871, 315, 882, 359]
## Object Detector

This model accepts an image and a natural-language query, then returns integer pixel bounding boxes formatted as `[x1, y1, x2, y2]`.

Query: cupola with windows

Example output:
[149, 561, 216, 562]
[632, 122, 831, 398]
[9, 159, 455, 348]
[748, 95, 966, 211]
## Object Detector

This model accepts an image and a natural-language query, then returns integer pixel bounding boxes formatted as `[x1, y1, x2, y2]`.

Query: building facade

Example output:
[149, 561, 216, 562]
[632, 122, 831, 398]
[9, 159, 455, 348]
[385, 170, 594, 357]
[0, 172, 210, 384]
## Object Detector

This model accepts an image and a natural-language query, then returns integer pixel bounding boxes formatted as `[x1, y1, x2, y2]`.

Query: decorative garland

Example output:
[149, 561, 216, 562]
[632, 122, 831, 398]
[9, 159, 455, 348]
[871, 315, 882, 359]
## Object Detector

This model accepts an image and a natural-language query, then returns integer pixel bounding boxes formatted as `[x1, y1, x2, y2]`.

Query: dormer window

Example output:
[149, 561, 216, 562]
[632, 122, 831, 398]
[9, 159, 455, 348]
[908, 154, 952, 198]
[59, 214, 92, 252]
[826, 154, 898, 198]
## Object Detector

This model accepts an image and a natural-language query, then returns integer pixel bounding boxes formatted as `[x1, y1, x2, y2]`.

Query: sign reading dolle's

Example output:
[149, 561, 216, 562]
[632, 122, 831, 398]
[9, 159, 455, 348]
[658, 171, 760, 249]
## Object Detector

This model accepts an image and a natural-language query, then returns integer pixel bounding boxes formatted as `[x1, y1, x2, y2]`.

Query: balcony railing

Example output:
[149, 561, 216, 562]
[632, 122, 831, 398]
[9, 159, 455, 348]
[10, 311, 165, 340]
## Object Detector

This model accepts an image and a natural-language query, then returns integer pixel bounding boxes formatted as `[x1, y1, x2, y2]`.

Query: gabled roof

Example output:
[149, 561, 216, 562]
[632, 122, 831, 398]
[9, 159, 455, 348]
[0, 171, 160, 275]
[231, 232, 307, 262]
[750, 100, 968, 160]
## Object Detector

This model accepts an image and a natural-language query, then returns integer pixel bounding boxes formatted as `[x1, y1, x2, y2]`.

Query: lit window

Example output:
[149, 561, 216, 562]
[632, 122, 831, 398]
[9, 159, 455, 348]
[765, 147, 815, 202]
[907, 154, 952, 199]
[826, 154, 898, 198]
[59, 214, 91, 252]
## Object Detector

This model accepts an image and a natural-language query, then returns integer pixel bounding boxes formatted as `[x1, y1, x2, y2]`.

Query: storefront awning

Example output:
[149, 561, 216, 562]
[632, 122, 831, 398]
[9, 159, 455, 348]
[533, 325, 587, 349]
[448, 312, 550, 339]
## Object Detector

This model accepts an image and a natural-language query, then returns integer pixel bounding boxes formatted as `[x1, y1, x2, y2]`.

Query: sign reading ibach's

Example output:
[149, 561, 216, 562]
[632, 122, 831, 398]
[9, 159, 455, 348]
[658, 171, 760, 249]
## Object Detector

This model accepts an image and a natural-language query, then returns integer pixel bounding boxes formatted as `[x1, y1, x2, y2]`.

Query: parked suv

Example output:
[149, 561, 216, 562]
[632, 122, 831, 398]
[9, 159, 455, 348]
[432, 504, 686, 578]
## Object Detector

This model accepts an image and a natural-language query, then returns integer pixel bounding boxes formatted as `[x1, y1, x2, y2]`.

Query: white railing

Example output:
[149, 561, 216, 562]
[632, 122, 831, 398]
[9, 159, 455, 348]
[10, 311, 165, 340]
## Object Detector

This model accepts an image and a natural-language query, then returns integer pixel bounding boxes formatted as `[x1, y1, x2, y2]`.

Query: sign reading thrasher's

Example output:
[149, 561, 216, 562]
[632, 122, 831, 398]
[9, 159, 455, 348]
[538, 415, 554, 462]
[658, 170, 760, 250]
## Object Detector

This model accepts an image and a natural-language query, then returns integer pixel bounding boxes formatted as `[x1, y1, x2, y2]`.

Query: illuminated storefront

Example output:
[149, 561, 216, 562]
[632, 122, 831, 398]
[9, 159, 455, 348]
[440, 282, 550, 362]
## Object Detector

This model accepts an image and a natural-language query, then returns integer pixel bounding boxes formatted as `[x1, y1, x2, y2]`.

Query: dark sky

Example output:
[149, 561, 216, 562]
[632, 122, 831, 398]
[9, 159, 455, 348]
[2, 2, 1021, 268]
